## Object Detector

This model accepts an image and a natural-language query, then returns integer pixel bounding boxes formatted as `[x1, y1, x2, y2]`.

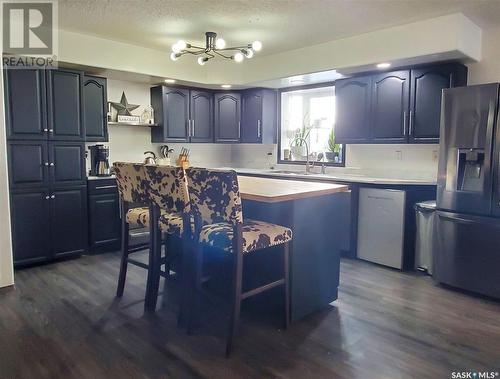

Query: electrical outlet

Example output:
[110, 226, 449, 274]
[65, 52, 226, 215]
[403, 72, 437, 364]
[396, 150, 403, 161]
[432, 150, 439, 161]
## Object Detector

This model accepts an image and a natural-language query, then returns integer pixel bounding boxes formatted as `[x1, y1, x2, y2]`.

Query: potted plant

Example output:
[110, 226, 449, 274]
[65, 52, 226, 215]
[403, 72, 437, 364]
[290, 114, 311, 160]
[326, 129, 341, 162]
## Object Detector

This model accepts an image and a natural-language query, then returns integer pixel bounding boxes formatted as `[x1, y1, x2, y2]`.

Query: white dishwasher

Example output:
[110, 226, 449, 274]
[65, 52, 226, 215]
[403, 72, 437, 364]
[357, 188, 406, 269]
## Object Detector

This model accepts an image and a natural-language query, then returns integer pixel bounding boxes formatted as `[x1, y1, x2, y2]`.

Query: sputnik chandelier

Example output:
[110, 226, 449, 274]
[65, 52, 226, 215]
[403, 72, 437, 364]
[170, 32, 262, 65]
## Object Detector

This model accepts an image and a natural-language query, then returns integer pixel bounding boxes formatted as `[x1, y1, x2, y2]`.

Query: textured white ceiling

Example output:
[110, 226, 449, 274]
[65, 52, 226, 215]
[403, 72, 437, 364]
[59, 0, 500, 56]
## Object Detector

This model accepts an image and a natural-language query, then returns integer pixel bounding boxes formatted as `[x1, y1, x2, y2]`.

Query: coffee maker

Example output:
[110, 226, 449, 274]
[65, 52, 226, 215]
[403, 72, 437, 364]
[88, 144, 111, 176]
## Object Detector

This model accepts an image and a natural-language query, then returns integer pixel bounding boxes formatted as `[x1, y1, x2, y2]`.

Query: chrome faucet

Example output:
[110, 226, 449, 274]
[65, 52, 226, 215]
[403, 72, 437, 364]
[294, 137, 312, 174]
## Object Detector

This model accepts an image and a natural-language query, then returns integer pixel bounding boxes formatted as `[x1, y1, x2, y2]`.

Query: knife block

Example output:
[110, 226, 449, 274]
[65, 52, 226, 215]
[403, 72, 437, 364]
[176, 156, 189, 169]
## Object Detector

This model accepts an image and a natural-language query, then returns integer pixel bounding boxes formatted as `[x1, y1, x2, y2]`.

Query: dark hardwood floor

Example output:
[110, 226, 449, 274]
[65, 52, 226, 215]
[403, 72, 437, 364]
[1, 253, 499, 379]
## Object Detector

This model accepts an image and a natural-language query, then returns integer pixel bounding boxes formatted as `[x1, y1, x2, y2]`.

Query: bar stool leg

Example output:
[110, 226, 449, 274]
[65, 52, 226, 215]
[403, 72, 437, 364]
[145, 206, 162, 312]
[283, 242, 290, 329]
[226, 248, 243, 357]
[177, 234, 191, 327]
[187, 242, 204, 334]
[116, 206, 130, 297]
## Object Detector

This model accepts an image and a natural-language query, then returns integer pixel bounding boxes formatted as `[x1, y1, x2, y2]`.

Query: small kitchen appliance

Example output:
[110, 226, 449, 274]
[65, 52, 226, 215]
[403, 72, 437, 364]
[89, 144, 111, 176]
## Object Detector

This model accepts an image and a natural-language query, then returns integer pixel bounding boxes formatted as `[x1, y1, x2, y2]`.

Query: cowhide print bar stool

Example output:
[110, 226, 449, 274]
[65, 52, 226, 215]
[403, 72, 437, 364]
[185, 168, 293, 357]
[113, 162, 165, 311]
[143, 164, 191, 312]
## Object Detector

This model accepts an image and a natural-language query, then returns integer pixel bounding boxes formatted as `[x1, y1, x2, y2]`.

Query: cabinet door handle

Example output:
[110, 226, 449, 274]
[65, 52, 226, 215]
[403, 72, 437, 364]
[49, 129, 54, 133]
[238, 121, 241, 139]
[187, 119, 191, 137]
[49, 162, 55, 166]
[409, 110, 414, 135]
[257, 120, 262, 138]
[44, 162, 49, 166]
[45, 195, 50, 200]
[192, 119, 195, 137]
[95, 185, 117, 190]
[50, 194, 55, 199]
[403, 111, 407, 135]
[43, 128, 48, 133]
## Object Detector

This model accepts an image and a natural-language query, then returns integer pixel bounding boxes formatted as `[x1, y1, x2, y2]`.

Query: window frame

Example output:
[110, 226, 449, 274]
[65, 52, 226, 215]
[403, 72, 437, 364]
[277, 82, 346, 167]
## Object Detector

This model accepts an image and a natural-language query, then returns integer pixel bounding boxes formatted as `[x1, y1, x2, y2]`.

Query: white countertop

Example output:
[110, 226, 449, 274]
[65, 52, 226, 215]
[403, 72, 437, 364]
[216, 167, 437, 186]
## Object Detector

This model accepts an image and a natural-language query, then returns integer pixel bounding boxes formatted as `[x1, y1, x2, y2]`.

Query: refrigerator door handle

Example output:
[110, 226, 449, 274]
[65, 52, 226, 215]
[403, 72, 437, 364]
[439, 214, 480, 226]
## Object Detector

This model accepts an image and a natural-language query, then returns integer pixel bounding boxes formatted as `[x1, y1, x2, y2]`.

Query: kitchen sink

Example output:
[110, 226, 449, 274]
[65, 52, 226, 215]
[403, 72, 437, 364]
[266, 170, 310, 175]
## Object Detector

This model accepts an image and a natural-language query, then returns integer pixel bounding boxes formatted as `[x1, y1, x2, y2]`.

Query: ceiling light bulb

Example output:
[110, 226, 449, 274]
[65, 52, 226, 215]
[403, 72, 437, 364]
[376, 62, 391, 69]
[244, 49, 254, 58]
[170, 52, 179, 61]
[233, 52, 244, 63]
[198, 57, 208, 66]
[251, 41, 262, 51]
[176, 40, 187, 50]
[215, 38, 226, 49]
[171, 43, 181, 53]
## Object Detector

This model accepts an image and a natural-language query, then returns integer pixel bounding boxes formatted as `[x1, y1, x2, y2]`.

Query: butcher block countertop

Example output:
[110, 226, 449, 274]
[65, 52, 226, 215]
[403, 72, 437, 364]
[237, 175, 349, 203]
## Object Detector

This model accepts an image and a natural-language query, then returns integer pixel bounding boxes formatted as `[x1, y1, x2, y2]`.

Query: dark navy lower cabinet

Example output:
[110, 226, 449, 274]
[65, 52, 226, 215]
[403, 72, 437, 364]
[10, 190, 52, 265]
[11, 186, 88, 266]
[87, 178, 121, 253]
[51, 186, 88, 258]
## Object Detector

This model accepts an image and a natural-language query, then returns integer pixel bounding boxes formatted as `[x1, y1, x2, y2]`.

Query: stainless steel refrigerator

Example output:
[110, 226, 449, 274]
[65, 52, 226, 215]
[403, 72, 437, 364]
[435, 83, 500, 299]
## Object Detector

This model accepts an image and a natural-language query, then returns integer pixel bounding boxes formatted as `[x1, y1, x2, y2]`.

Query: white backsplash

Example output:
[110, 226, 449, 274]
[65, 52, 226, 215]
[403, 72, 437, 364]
[229, 143, 439, 180]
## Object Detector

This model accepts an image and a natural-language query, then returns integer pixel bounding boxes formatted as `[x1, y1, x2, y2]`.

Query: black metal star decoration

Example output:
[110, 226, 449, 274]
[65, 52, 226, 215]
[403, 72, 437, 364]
[110, 92, 140, 116]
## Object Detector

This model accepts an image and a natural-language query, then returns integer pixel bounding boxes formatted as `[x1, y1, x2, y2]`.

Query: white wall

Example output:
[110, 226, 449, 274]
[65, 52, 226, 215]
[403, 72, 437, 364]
[468, 25, 500, 84]
[0, 66, 14, 288]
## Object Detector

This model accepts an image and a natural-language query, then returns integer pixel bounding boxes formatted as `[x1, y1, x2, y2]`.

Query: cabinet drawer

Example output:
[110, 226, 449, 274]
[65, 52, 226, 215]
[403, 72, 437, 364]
[87, 178, 118, 194]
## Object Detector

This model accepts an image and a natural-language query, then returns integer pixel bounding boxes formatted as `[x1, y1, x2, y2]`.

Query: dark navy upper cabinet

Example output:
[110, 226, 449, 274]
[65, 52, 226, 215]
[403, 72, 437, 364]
[241, 89, 277, 144]
[335, 76, 372, 144]
[335, 63, 467, 144]
[151, 86, 190, 142]
[4, 69, 47, 140]
[84, 75, 108, 142]
[215, 92, 241, 143]
[409, 64, 467, 143]
[371, 70, 410, 143]
[190, 90, 213, 142]
[46, 69, 85, 141]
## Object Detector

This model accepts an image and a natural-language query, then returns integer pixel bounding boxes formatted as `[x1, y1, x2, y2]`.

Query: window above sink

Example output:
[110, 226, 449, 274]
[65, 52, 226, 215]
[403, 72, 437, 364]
[278, 84, 345, 167]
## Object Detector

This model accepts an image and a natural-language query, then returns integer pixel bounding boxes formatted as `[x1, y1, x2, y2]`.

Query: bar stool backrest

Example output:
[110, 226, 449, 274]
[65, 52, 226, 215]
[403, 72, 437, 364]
[144, 165, 190, 213]
[185, 168, 243, 226]
[113, 162, 149, 204]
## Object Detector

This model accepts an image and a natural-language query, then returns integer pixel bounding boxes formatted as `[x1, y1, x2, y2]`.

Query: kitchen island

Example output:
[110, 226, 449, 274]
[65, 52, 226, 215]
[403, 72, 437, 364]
[236, 175, 350, 321]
